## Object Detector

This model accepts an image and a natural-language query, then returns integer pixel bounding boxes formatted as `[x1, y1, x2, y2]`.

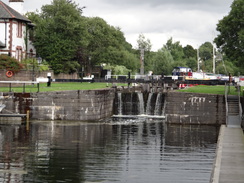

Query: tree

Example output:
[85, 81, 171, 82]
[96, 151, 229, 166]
[183, 45, 197, 71]
[137, 34, 152, 51]
[214, 0, 244, 74]
[136, 34, 152, 73]
[198, 42, 214, 72]
[164, 37, 184, 62]
[86, 17, 139, 73]
[186, 57, 197, 72]
[151, 48, 174, 75]
[183, 45, 196, 59]
[27, 0, 88, 74]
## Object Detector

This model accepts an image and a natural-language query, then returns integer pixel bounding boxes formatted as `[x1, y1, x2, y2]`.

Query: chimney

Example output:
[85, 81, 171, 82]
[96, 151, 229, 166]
[9, 0, 24, 14]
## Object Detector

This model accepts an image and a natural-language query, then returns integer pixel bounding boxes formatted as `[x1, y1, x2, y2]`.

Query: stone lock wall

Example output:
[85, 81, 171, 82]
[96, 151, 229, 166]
[165, 92, 226, 125]
[2, 89, 115, 121]
[1, 90, 227, 124]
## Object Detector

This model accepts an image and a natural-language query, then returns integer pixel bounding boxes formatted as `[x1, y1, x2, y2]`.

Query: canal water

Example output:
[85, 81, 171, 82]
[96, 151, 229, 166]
[0, 119, 218, 183]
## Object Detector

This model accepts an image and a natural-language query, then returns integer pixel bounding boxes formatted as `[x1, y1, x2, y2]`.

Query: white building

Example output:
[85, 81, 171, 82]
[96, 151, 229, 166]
[0, 0, 36, 61]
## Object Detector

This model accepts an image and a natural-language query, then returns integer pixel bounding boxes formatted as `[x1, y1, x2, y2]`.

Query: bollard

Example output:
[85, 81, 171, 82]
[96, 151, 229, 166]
[47, 72, 52, 87]
[26, 110, 30, 131]
[128, 72, 131, 87]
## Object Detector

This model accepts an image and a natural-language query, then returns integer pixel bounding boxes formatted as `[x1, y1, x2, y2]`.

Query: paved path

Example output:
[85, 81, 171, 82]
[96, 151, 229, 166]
[211, 125, 244, 183]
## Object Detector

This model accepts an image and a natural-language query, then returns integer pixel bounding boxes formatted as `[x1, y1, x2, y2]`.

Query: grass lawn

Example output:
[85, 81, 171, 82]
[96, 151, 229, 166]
[177, 84, 242, 96]
[0, 82, 241, 96]
[0, 82, 125, 93]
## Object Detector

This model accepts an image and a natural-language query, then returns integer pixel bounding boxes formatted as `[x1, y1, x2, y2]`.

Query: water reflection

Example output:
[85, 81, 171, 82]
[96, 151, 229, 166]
[0, 120, 218, 183]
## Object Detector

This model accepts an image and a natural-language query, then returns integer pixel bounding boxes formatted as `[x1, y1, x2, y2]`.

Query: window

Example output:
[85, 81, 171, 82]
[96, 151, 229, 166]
[17, 22, 22, 37]
[16, 47, 22, 61]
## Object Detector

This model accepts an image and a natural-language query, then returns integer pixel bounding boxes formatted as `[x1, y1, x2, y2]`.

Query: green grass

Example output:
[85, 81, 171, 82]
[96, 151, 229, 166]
[177, 85, 241, 96]
[1, 82, 241, 96]
[0, 82, 125, 93]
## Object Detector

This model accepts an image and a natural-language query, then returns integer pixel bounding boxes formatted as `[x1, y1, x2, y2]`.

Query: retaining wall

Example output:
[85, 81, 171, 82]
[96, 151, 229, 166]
[1, 90, 226, 124]
[0, 70, 78, 85]
[2, 89, 115, 121]
[165, 92, 226, 125]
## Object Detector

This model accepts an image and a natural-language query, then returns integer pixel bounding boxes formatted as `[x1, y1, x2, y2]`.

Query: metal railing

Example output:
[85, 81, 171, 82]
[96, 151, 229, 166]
[105, 74, 162, 81]
[237, 85, 242, 124]
[0, 81, 40, 93]
[225, 83, 242, 127]
[225, 83, 229, 126]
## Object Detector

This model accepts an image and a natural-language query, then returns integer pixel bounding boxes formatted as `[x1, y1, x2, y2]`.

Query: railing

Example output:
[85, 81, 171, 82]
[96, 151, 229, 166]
[225, 83, 229, 126]
[225, 83, 242, 127]
[0, 81, 40, 93]
[105, 75, 162, 81]
[237, 84, 242, 124]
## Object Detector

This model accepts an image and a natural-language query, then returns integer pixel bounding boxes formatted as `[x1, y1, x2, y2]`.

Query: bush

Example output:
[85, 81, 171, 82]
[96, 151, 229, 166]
[103, 64, 131, 75]
[0, 55, 23, 72]
[22, 58, 50, 71]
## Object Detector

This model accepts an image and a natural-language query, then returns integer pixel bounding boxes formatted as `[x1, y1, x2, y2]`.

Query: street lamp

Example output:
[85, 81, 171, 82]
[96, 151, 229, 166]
[37, 57, 42, 65]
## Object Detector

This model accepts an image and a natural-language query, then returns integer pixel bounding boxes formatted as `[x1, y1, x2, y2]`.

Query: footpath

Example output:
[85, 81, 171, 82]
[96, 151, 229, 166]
[211, 125, 244, 183]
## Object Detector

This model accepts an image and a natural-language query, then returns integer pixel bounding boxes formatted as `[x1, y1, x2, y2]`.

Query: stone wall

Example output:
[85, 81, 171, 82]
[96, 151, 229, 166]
[0, 90, 226, 124]
[0, 70, 78, 85]
[165, 92, 226, 125]
[2, 89, 115, 121]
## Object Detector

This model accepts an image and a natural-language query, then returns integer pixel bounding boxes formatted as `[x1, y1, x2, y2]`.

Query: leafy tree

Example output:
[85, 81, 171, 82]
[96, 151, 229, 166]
[186, 57, 197, 72]
[82, 17, 139, 74]
[214, 0, 244, 74]
[151, 48, 174, 75]
[27, 0, 88, 74]
[183, 45, 196, 59]
[136, 34, 152, 74]
[137, 34, 152, 51]
[199, 42, 213, 61]
[183, 45, 197, 71]
[215, 54, 239, 75]
[199, 42, 214, 72]
[27, 0, 140, 76]
[164, 37, 184, 62]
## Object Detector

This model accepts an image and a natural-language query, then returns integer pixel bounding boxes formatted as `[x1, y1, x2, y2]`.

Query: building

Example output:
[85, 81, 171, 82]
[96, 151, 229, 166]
[0, 0, 36, 61]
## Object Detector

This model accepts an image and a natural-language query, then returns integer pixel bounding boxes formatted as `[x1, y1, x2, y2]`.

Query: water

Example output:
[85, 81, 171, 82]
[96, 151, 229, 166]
[114, 92, 166, 117]
[137, 92, 145, 114]
[0, 120, 218, 183]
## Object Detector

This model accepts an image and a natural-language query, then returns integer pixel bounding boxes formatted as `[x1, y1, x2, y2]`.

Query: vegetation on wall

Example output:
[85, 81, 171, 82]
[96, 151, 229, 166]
[0, 55, 23, 72]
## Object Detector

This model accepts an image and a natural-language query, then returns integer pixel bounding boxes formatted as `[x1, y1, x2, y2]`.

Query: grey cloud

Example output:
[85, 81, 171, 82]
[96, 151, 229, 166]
[102, 0, 233, 13]
[1, 0, 233, 50]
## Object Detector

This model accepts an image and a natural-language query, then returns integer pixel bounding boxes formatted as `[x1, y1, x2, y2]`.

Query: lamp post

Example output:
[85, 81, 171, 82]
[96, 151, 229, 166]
[197, 48, 200, 72]
[140, 48, 144, 75]
[213, 43, 215, 74]
[37, 57, 42, 65]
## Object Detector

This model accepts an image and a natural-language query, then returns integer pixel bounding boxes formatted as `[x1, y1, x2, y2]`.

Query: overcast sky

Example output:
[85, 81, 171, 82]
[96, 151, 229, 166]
[2, 0, 233, 51]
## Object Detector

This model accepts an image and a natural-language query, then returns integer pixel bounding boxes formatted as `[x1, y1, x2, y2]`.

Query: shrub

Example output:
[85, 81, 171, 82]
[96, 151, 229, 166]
[103, 64, 131, 75]
[22, 58, 50, 71]
[0, 55, 23, 72]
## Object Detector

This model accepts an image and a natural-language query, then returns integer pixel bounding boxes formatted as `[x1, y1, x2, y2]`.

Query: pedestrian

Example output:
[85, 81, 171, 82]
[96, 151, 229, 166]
[161, 72, 164, 79]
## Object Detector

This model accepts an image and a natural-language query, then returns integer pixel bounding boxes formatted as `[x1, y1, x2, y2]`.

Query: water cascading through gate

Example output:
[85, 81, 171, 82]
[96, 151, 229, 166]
[113, 92, 166, 119]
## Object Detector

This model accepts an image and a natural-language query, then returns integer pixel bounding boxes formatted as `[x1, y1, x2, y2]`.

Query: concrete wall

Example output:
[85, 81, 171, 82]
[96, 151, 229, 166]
[1, 89, 115, 121]
[1, 90, 226, 124]
[165, 92, 226, 125]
